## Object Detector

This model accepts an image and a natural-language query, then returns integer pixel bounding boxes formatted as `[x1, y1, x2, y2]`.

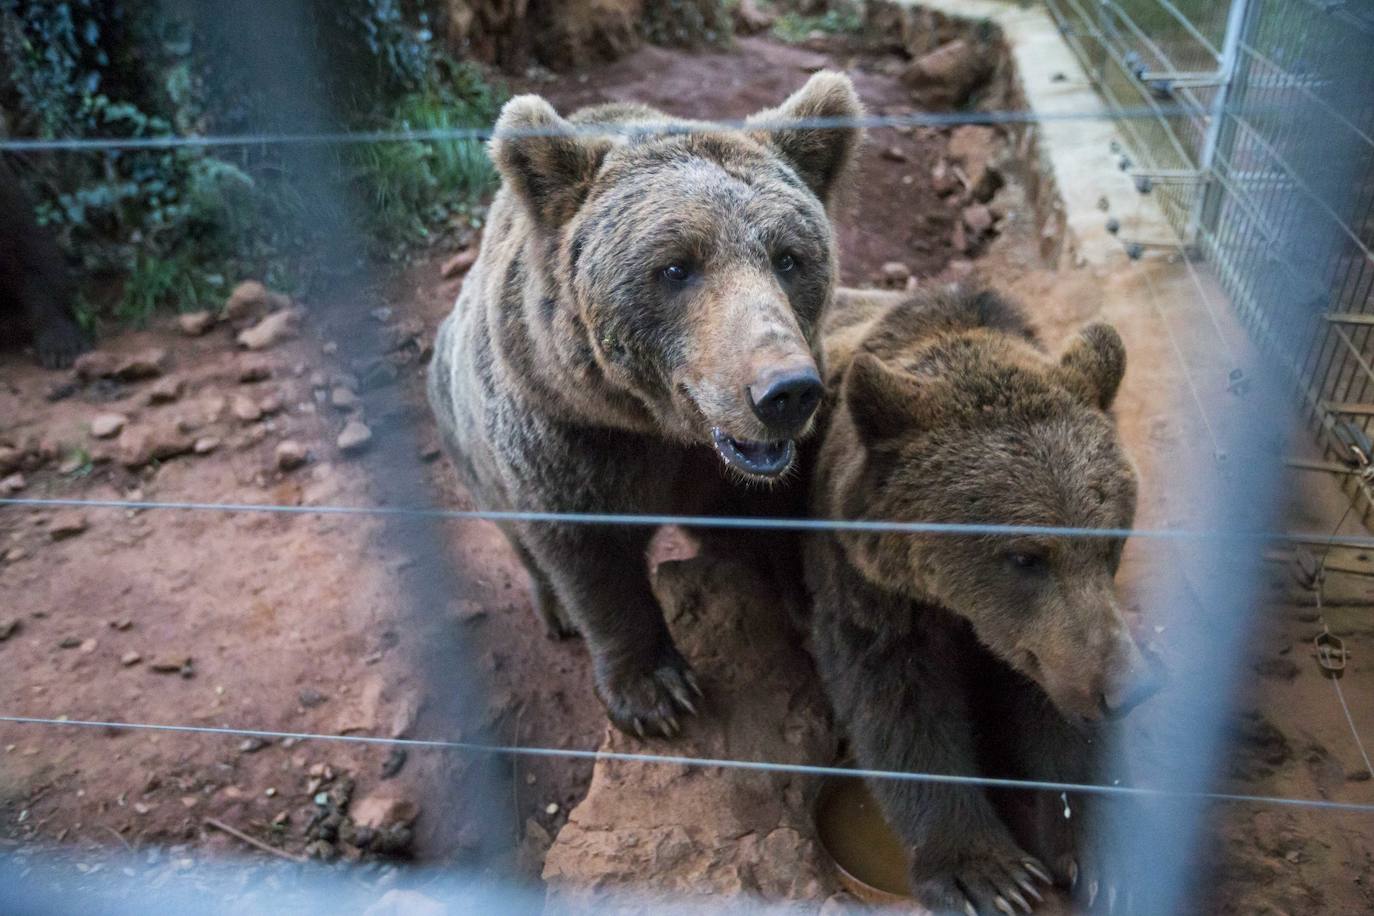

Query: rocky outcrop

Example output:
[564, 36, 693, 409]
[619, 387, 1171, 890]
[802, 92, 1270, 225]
[542, 537, 841, 910]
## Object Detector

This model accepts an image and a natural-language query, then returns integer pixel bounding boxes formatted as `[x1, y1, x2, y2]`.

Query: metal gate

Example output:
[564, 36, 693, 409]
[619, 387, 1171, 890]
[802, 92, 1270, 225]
[1044, 0, 1374, 520]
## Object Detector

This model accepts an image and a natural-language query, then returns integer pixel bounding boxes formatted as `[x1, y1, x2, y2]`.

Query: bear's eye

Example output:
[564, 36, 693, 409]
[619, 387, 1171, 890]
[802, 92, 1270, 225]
[1006, 551, 1048, 573]
[660, 263, 691, 285]
[774, 252, 797, 274]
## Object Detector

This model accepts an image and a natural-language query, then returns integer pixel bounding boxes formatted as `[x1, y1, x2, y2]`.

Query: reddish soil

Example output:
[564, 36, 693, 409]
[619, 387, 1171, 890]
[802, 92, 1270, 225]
[2, 29, 1372, 914]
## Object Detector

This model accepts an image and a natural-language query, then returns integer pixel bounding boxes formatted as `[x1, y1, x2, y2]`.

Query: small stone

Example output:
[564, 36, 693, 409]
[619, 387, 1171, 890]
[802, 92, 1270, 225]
[120, 651, 142, 667]
[330, 387, 358, 411]
[177, 311, 215, 336]
[116, 424, 195, 468]
[4, 547, 27, 563]
[0, 472, 25, 494]
[59, 636, 82, 649]
[57, 456, 83, 475]
[380, 748, 407, 780]
[239, 737, 267, 754]
[237, 310, 299, 351]
[48, 512, 88, 540]
[440, 248, 478, 278]
[238, 358, 273, 383]
[90, 413, 128, 439]
[224, 280, 290, 322]
[113, 348, 170, 381]
[258, 391, 284, 415]
[145, 377, 184, 405]
[299, 688, 327, 708]
[337, 421, 372, 455]
[193, 437, 220, 455]
[231, 395, 263, 423]
[79, 637, 97, 653]
[276, 440, 308, 471]
[149, 654, 192, 674]
[264, 786, 277, 798]
[544, 803, 559, 816]
[272, 811, 290, 826]
[880, 261, 911, 288]
[881, 145, 909, 162]
[349, 793, 419, 830]
[133, 802, 150, 815]
[109, 618, 133, 631]
[0, 619, 20, 641]
[962, 203, 995, 235]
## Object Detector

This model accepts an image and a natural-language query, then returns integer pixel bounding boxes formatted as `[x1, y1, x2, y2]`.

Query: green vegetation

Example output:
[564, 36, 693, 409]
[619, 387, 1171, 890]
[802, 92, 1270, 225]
[0, 0, 506, 327]
[769, 2, 864, 44]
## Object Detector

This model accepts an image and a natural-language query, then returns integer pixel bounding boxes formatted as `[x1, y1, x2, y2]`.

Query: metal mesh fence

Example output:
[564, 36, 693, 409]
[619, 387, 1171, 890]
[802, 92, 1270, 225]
[1045, 0, 1374, 521]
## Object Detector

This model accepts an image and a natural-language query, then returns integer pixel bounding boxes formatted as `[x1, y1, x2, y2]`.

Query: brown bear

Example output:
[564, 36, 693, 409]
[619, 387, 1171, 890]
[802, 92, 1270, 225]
[427, 73, 864, 737]
[0, 157, 86, 368]
[805, 285, 1162, 914]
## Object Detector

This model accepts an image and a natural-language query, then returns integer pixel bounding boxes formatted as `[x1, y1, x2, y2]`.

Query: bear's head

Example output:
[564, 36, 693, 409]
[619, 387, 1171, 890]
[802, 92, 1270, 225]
[490, 72, 864, 481]
[829, 300, 1161, 725]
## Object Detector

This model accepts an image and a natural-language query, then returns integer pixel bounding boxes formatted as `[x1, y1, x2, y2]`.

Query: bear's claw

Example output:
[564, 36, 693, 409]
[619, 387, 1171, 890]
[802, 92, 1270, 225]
[599, 654, 702, 739]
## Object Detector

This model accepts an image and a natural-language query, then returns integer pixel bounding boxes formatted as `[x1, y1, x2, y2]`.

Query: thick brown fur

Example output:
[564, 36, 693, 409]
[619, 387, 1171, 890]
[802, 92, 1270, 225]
[0, 157, 86, 368]
[427, 73, 863, 737]
[805, 285, 1159, 915]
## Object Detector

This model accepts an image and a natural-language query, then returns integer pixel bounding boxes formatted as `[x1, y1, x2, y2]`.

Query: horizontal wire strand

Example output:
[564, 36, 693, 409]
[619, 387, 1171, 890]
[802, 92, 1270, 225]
[2, 714, 1372, 814]
[4, 495, 1373, 548]
[0, 103, 1272, 153]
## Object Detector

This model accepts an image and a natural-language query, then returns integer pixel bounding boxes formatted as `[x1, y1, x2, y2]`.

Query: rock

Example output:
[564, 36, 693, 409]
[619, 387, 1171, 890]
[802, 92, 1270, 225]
[543, 549, 833, 906]
[224, 280, 291, 323]
[330, 387, 359, 411]
[880, 261, 911, 288]
[90, 413, 128, 439]
[0, 472, 25, 494]
[79, 637, 98, 653]
[238, 358, 273, 383]
[231, 395, 263, 423]
[178, 310, 215, 336]
[440, 248, 478, 278]
[59, 636, 82, 649]
[881, 145, 909, 162]
[56, 455, 82, 475]
[380, 748, 407, 780]
[258, 391, 284, 416]
[193, 437, 221, 455]
[948, 125, 1003, 202]
[0, 445, 20, 474]
[145, 377, 184, 405]
[276, 440, 308, 471]
[901, 39, 993, 109]
[337, 421, 372, 455]
[236, 310, 298, 351]
[120, 651, 142, 667]
[149, 654, 193, 676]
[117, 424, 195, 468]
[962, 203, 995, 235]
[299, 688, 328, 708]
[48, 512, 88, 540]
[238, 737, 267, 754]
[349, 793, 419, 831]
[109, 618, 133, 631]
[0, 619, 19, 641]
[732, 0, 776, 35]
[74, 348, 169, 382]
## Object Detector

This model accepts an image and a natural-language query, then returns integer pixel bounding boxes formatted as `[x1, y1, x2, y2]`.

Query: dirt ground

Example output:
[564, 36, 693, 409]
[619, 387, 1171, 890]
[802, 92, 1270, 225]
[3, 28, 1373, 915]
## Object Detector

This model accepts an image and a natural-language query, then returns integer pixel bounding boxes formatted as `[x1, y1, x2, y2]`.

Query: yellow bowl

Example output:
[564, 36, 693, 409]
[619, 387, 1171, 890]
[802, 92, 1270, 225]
[814, 770, 913, 905]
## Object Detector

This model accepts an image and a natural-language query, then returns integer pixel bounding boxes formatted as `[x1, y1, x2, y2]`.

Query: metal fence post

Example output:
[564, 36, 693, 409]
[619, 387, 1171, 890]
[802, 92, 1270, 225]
[1190, 0, 1252, 243]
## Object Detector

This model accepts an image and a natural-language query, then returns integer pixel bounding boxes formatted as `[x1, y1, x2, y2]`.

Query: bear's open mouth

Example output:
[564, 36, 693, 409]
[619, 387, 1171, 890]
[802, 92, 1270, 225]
[711, 427, 795, 478]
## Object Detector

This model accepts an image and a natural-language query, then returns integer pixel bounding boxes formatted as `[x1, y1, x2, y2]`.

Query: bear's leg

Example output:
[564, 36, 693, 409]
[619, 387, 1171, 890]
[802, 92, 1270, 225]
[810, 561, 1051, 914]
[20, 270, 85, 370]
[989, 687, 1136, 912]
[503, 528, 578, 639]
[518, 521, 700, 738]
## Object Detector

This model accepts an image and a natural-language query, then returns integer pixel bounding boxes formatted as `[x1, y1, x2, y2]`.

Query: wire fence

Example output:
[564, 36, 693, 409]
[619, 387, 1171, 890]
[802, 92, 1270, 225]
[1045, 0, 1374, 521]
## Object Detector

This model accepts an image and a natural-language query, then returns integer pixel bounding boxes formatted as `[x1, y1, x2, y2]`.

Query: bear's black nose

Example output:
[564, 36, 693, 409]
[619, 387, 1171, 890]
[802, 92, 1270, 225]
[748, 368, 823, 433]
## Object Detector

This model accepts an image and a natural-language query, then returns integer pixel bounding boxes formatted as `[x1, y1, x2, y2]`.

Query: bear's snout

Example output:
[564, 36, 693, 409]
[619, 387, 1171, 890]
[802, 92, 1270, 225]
[747, 364, 823, 435]
[1098, 643, 1165, 720]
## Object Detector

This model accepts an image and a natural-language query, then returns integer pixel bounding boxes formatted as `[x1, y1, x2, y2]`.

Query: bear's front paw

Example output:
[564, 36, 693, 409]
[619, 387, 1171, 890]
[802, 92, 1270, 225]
[911, 843, 1052, 916]
[596, 648, 703, 739]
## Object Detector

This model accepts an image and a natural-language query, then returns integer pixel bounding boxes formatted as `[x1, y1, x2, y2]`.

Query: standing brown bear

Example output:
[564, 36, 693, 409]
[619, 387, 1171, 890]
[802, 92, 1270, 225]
[428, 73, 863, 737]
[806, 286, 1162, 914]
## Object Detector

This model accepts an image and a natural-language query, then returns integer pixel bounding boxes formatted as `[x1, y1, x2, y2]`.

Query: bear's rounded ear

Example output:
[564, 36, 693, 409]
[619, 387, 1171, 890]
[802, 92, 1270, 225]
[1057, 322, 1126, 411]
[747, 71, 864, 207]
[489, 95, 614, 229]
[844, 351, 935, 446]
